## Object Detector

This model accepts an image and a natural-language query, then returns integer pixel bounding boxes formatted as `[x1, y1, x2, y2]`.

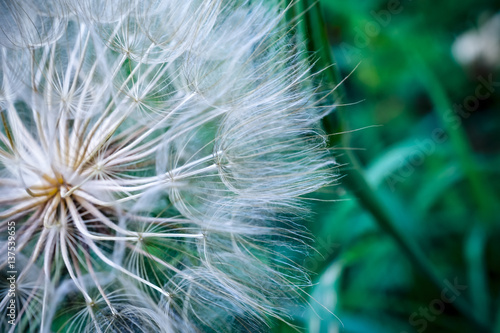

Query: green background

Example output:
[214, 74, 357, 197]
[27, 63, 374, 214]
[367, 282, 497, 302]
[276, 0, 500, 332]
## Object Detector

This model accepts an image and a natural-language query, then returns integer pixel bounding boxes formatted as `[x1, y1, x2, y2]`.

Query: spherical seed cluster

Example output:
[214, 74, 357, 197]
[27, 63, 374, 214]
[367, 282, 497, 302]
[0, 0, 335, 332]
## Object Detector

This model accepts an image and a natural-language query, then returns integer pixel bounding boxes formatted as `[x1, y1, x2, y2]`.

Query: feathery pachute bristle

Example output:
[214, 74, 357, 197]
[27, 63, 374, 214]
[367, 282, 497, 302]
[0, 0, 337, 332]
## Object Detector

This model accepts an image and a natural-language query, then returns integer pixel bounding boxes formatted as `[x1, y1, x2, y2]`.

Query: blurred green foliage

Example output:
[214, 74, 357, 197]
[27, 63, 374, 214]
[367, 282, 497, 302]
[277, 0, 500, 332]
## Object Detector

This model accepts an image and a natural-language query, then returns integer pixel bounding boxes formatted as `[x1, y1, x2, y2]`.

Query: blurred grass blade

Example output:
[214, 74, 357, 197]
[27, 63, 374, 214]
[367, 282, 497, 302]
[465, 225, 490, 324]
[412, 53, 495, 327]
[413, 55, 498, 225]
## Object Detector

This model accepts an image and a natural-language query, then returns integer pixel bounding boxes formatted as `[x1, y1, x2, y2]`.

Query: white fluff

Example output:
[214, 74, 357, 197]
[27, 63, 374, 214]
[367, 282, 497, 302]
[0, 0, 336, 332]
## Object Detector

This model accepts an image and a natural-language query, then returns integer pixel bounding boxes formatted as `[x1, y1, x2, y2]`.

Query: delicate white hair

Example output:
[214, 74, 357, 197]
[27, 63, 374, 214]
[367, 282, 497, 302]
[0, 0, 336, 332]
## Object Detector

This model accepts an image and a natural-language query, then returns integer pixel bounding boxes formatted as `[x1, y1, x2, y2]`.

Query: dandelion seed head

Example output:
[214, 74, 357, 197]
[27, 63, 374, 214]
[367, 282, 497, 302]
[0, 0, 337, 332]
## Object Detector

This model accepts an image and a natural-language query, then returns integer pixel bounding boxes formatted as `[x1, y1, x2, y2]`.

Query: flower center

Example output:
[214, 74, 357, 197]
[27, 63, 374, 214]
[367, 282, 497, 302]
[27, 172, 68, 198]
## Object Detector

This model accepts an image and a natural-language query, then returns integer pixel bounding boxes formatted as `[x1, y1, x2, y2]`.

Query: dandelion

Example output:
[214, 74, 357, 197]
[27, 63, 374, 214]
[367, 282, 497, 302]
[0, 0, 335, 332]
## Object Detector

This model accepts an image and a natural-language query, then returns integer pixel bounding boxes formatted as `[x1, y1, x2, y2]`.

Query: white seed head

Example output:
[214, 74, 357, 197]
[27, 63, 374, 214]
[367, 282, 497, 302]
[0, 0, 337, 332]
